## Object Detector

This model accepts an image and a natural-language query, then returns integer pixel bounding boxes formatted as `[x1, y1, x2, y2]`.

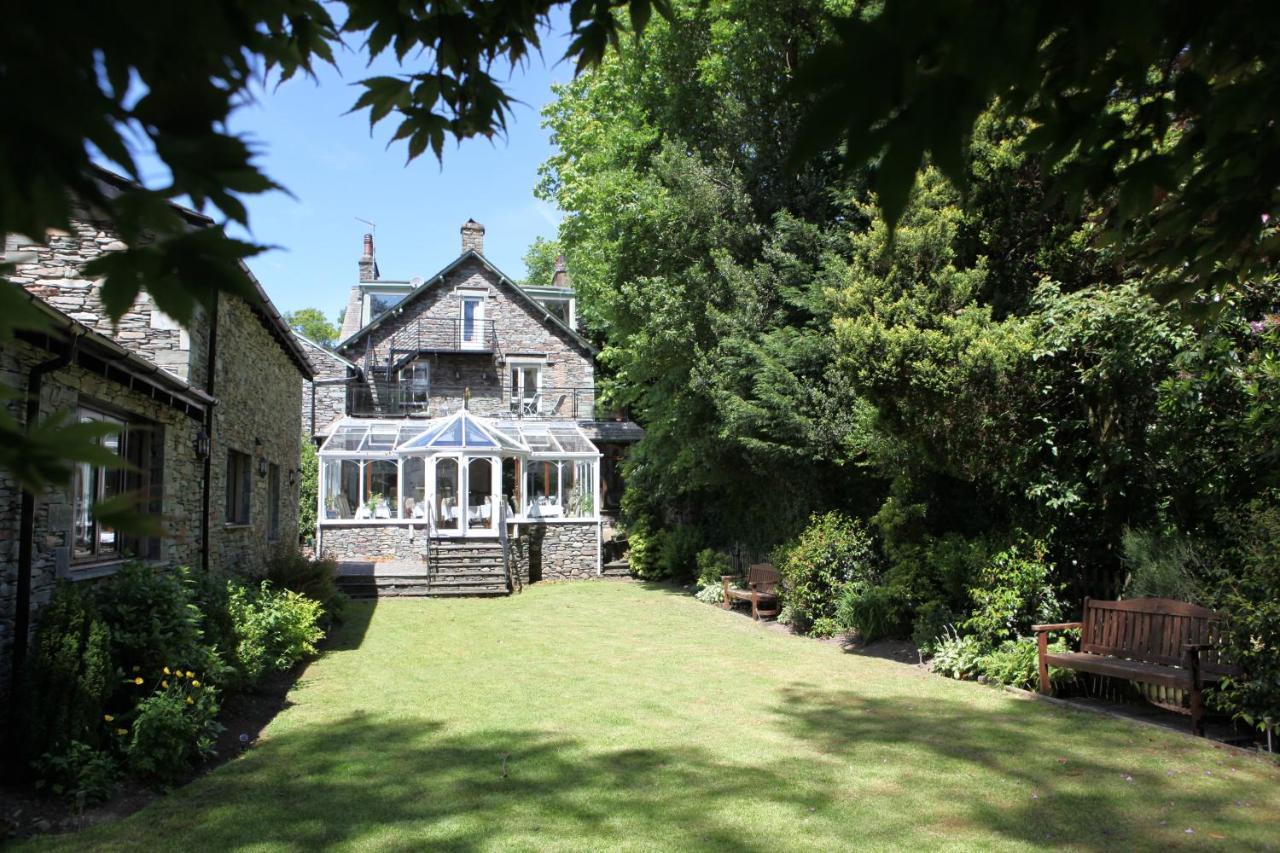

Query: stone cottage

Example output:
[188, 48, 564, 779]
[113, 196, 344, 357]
[309, 221, 641, 593]
[1, 167, 312, 696]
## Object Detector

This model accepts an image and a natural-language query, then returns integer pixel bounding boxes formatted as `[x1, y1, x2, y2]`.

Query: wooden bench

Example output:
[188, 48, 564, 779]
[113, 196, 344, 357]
[1034, 597, 1240, 736]
[721, 563, 780, 620]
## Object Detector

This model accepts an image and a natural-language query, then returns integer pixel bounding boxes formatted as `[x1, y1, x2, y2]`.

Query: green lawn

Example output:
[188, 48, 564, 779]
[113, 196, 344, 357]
[28, 582, 1280, 851]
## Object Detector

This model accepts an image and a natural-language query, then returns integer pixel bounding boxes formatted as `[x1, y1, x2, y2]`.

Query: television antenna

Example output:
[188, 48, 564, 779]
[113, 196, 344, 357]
[355, 217, 376, 233]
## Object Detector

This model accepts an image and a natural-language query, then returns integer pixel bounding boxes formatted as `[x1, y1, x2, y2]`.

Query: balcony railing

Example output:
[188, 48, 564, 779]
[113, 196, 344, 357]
[382, 318, 500, 359]
[348, 381, 596, 421]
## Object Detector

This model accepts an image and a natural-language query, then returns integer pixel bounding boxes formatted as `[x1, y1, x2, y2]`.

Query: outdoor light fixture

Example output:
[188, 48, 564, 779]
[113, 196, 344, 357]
[255, 437, 268, 477]
[288, 468, 297, 487]
[193, 428, 210, 460]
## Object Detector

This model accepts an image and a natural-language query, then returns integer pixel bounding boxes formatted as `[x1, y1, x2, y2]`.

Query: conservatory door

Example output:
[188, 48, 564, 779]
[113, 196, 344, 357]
[432, 457, 461, 534]
[463, 456, 499, 537]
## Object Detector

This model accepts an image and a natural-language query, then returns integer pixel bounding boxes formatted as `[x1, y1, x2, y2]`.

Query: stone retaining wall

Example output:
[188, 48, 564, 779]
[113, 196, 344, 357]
[518, 521, 599, 581]
[318, 524, 426, 560]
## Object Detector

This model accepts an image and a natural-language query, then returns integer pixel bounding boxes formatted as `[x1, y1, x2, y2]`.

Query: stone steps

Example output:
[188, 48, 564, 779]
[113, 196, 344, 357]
[601, 559, 631, 579]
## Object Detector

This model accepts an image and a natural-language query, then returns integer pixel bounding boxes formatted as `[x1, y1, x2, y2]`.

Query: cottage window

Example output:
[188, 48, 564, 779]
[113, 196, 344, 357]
[509, 362, 542, 416]
[226, 449, 252, 525]
[399, 360, 431, 410]
[267, 463, 281, 540]
[73, 406, 158, 562]
[459, 295, 485, 349]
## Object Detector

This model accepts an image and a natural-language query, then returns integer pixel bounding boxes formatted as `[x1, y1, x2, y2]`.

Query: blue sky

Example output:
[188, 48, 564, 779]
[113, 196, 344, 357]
[179, 17, 575, 320]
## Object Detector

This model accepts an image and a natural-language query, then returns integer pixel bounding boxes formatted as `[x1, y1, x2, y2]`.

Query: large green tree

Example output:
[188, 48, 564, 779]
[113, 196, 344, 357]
[286, 307, 339, 347]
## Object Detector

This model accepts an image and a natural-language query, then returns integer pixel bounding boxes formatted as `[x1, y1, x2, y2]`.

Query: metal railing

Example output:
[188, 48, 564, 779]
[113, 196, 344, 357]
[348, 381, 596, 420]
[383, 318, 500, 357]
[499, 501, 520, 594]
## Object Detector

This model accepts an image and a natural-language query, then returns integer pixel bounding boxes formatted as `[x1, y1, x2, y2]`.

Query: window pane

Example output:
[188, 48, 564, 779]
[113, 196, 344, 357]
[467, 458, 493, 528]
[564, 460, 595, 518]
[435, 458, 459, 531]
[364, 460, 398, 518]
[73, 461, 95, 558]
[401, 458, 427, 519]
[526, 461, 561, 517]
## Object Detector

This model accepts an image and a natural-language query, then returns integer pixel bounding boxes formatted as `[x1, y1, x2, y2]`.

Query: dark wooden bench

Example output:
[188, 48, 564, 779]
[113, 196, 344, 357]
[721, 563, 780, 620]
[1034, 597, 1240, 736]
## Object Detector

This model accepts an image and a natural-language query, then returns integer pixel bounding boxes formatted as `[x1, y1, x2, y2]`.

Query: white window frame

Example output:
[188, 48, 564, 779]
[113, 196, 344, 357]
[459, 293, 486, 350]
[508, 357, 544, 416]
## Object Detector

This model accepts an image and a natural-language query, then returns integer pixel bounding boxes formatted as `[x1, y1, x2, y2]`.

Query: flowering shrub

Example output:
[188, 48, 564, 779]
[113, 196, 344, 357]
[695, 582, 725, 604]
[124, 672, 223, 784]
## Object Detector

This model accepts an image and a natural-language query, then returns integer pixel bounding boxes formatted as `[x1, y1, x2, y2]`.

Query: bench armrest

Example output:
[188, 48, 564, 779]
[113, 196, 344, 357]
[1032, 622, 1082, 633]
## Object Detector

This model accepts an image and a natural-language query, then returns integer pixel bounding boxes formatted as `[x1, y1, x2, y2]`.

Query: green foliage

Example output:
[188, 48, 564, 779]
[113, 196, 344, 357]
[33, 740, 119, 808]
[836, 582, 907, 643]
[694, 583, 725, 605]
[695, 548, 732, 587]
[1210, 496, 1280, 732]
[977, 638, 1073, 691]
[777, 512, 877, 635]
[657, 526, 703, 582]
[286, 308, 338, 347]
[125, 683, 223, 785]
[226, 581, 325, 684]
[20, 583, 113, 764]
[794, 1, 1280, 299]
[1120, 528, 1205, 602]
[964, 543, 1062, 647]
[910, 601, 957, 656]
[94, 563, 223, 682]
[520, 236, 563, 286]
[929, 630, 986, 681]
[267, 551, 345, 627]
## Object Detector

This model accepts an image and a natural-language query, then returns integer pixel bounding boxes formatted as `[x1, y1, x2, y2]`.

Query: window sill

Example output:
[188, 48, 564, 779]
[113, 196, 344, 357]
[223, 522, 252, 530]
[67, 560, 127, 581]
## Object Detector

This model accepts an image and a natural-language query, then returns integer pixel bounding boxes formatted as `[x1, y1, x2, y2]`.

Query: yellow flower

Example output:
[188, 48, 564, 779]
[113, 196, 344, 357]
[104, 714, 114, 722]
[163, 666, 171, 675]
[116, 728, 128, 736]
[134, 676, 144, 685]
[186, 696, 194, 705]
[192, 680, 201, 688]
[185, 670, 194, 679]
[161, 680, 169, 688]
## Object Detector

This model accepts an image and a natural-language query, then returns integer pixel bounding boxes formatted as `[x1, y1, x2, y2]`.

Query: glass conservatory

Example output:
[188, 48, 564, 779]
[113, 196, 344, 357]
[317, 410, 601, 537]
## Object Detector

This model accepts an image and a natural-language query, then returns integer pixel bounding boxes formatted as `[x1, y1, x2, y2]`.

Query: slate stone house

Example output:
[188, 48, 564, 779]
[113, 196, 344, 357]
[1, 168, 311, 695]
[305, 221, 641, 588]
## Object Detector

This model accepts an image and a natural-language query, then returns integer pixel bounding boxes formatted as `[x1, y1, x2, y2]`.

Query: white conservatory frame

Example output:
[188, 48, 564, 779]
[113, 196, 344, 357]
[316, 411, 602, 538]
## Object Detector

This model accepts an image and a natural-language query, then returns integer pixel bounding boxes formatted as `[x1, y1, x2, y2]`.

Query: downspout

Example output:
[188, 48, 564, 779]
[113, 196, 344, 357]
[13, 333, 79, 687]
[200, 295, 220, 573]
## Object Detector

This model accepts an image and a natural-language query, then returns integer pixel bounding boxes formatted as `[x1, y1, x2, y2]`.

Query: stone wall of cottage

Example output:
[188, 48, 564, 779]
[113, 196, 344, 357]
[300, 339, 351, 438]
[0, 338, 205, 698]
[517, 521, 600, 581]
[4, 208, 209, 386]
[207, 294, 304, 576]
[342, 258, 595, 419]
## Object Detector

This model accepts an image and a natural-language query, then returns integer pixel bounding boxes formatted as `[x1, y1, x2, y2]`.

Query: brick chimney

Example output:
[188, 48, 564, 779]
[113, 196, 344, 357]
[461, 219, 485, 255]
[551, 254, 570, 288]
[358, 232, 379, 282]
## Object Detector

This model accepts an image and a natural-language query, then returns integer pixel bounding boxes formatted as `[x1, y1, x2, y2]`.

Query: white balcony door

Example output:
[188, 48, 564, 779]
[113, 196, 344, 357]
[510, 363, 542, 416]
[460, 296, 485, 350]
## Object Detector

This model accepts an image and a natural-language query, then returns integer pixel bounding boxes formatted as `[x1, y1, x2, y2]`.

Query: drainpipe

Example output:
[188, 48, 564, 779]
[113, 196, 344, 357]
[200, 295, 220, 573]
[13, 333, 79, 688]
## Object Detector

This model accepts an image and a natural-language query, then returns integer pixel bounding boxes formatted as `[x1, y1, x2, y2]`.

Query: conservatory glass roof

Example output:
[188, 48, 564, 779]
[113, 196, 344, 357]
[318, 412, 600, 457]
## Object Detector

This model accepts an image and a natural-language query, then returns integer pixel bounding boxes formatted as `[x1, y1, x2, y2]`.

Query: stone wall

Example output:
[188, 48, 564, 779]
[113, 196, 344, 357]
[518, 521, 600, 581]
[343, 258, 595, 417]
[207, 294, 304, 576]
[4, 207, 208, 386]
[317, 524, 428, 560]
[299, 337, 352, 438]
[0, 338, 205, 697]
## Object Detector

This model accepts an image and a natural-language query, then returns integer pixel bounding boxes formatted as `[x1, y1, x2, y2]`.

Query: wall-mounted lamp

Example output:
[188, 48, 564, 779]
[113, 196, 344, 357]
[255, 437, 268, 477]
[193, 428, 210, 460]
[288, 468, 298, 487]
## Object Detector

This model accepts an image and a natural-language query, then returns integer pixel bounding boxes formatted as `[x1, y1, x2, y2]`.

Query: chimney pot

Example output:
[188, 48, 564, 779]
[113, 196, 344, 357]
[461, 219, 486, 255]
[358, 233, 379, 282]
